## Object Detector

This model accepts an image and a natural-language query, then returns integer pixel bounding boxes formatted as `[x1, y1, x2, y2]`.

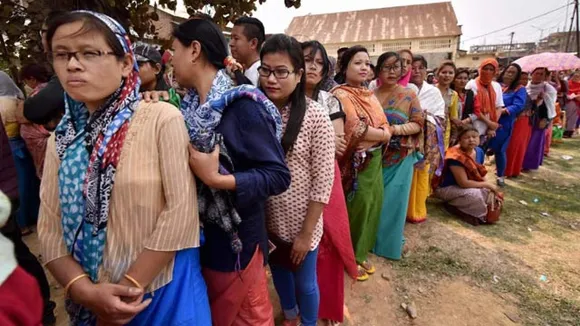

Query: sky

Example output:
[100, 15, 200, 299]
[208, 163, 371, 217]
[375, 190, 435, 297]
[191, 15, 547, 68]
[166, 0, 574, 51]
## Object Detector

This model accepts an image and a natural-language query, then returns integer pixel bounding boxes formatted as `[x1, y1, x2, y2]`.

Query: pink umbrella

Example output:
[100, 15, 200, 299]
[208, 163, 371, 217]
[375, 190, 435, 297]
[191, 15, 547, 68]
[513, 52, 580, 72]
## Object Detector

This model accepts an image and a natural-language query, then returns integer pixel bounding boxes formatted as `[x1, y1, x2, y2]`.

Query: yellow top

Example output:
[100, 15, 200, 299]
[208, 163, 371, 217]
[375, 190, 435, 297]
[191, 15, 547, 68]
[0, 97, 20, 138]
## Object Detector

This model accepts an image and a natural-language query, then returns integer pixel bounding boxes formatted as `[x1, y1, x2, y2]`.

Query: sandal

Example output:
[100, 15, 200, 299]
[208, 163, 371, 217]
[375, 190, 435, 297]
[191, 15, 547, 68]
[359, 260, 376, 274]
[356, 266, 369, 281]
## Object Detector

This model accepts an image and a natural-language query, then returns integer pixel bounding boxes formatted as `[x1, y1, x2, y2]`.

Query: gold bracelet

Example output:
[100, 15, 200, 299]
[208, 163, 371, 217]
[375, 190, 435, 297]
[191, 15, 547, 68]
[124, 274, 143, 289]
[64, 273, 89, 298]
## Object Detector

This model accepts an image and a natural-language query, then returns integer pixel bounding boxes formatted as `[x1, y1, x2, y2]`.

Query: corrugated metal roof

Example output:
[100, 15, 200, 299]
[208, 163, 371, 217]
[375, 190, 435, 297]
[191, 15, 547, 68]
[286, 2, 462, 44]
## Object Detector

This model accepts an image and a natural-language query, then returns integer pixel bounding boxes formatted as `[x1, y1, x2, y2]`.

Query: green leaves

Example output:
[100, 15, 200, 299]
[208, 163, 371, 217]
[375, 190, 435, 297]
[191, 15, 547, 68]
[0, 0, 297, 77]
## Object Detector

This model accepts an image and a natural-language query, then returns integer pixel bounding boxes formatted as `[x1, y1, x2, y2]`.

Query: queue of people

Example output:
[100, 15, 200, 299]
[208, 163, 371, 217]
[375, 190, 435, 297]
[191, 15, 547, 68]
[0, 9, 575, 326]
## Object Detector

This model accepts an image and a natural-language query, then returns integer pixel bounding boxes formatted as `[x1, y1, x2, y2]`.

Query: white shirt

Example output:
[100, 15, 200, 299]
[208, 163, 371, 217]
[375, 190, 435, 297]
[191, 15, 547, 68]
[244, 60, 261, 87]
[0, 192, 16, 286]
[416, 82, 446, 125]
[465, 79, 505, 135]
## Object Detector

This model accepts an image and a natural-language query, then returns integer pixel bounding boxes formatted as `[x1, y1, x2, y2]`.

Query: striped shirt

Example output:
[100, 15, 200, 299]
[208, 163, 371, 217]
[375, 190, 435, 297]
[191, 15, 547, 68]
[38, 101, 200, 292]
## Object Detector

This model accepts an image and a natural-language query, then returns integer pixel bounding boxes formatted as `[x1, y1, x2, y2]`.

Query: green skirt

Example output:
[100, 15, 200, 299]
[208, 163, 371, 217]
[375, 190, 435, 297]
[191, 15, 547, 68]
[346, 148, 384, 264]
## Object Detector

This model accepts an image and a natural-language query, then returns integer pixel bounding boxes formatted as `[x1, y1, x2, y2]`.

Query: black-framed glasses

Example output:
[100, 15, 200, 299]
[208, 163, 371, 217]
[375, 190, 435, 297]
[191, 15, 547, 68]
[258, 66, 294, 79]
[381, 64, 402, 72]
[48, 50, 117, 65]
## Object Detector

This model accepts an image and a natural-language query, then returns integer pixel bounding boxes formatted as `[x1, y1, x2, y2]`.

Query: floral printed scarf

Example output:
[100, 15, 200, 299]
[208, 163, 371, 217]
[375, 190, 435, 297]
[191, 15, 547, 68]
[181, 70, 282, 260]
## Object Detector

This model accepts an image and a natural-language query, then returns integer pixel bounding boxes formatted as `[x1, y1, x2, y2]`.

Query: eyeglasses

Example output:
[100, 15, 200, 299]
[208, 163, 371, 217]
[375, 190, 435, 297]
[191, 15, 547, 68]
[258, 66, 294, 79]
[49, 50, 117, 65]
[381, 64, 401, 72]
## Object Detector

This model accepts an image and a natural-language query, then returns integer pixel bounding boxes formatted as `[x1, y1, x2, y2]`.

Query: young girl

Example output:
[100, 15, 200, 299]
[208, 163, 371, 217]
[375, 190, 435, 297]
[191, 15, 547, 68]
[301, 40, 357, 326]
[261, 35, 335, 326]
[436, 61, 461, 148]
[332, 46, 391, 280]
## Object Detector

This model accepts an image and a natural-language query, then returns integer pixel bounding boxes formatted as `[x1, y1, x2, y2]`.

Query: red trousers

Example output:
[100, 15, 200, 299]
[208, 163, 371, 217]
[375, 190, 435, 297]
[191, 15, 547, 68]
[0, 266, 43, 326]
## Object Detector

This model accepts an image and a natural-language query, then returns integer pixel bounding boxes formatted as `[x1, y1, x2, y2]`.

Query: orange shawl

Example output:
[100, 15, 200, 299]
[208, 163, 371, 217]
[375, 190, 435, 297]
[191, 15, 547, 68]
[331, 85, 388, 191]
[475, 58, 499, 122]
[445, 145, 487, 182]
[331, 85, 388, 158]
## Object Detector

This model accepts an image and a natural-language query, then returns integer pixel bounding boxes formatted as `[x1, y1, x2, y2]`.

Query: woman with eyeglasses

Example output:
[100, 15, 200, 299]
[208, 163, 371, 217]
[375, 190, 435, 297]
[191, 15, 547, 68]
[332, 46, 391, 281]
[37, 11, 211, 325]
[170, 19, 290, 326]
[301, 40, 357, 326]
[372, 52, 424, 261]
[398, 49, 419, 94]
[260, 35, 335, 326]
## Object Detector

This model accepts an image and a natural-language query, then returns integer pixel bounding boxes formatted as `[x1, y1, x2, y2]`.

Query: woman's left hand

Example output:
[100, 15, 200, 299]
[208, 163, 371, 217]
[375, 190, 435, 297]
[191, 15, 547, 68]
[291, 232, 312, 266]
[356, 140, 376, 152]
[451, 118, 463, 126]
[188, 144, 221, 187]
[142, 91, 169, 103]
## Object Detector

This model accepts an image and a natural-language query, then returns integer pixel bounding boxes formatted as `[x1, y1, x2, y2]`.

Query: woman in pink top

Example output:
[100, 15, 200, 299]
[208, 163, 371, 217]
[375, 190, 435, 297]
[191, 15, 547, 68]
[261, 34, 335, 326]
[19, 64, 51, 179]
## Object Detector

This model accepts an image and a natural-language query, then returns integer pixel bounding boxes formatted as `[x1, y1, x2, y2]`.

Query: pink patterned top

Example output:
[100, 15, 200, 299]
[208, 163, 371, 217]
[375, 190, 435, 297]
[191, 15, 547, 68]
[266, 98, 335, 249]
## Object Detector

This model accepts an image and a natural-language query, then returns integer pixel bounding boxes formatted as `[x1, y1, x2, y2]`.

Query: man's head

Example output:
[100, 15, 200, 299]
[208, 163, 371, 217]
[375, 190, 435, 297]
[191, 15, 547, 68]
[230, 17, 265, 66]
[133, 42, 166, 91]
[411, 55, 428, 87]
[336, 47, 349, 72]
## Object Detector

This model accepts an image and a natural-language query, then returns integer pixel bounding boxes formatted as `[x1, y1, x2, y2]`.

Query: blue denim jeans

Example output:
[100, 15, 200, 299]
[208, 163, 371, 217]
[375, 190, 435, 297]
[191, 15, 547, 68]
[270, 248, 319, 326]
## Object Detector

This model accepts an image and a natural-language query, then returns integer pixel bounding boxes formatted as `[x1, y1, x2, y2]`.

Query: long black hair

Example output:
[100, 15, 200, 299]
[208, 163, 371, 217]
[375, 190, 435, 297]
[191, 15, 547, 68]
[261, 34, 306, 154]
[301, 40, 331, 101]
[173, 19, 250, 85]
[335, 45, 368, 84]
[375, 51, 401, 78]
[497, 63, 523, 92]
[450, 68, 470, 91]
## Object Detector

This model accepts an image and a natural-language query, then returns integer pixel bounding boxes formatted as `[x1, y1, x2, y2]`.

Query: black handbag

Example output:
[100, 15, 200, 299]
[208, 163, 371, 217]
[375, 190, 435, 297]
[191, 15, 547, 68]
[268, 233, 302, 272]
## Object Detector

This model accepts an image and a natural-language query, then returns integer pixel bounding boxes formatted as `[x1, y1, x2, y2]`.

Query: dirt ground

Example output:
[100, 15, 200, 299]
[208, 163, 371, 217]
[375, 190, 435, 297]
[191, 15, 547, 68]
[24, 138, 580, 326]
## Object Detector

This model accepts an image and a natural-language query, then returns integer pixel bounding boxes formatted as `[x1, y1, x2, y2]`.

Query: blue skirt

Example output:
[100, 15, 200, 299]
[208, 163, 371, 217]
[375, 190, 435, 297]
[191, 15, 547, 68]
[128, 248, 212, 326]
[373, 153, 420, 260]
[8, 137, 40, 228]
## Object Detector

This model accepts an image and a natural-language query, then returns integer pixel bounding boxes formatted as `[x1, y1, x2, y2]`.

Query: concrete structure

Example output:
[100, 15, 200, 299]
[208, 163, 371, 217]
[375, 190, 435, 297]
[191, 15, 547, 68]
[455, 51, 497, 69]
[455, 42, 537, 69]
[285, 2, 462, 65]
[148, 6, 187, 41]
[538, 31, 578, 53]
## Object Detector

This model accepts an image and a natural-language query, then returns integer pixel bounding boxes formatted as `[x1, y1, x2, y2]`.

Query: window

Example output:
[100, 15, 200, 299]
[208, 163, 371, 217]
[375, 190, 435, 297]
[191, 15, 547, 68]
[419, 38, 452, 50]
[381, 41, 412, 52]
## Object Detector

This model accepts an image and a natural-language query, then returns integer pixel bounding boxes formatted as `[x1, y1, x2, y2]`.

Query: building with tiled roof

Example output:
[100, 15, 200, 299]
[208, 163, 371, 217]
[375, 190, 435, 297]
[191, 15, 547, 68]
[286, 2, 462, 65]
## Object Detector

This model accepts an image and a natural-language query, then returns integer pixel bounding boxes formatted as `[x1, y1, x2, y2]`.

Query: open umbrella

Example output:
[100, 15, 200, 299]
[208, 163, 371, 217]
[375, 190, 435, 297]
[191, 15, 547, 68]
[513, 52, 580, 72]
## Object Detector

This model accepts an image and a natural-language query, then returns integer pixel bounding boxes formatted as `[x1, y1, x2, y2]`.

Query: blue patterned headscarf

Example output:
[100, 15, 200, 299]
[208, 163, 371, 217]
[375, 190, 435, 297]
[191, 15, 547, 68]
[53, 10, 140, 325]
